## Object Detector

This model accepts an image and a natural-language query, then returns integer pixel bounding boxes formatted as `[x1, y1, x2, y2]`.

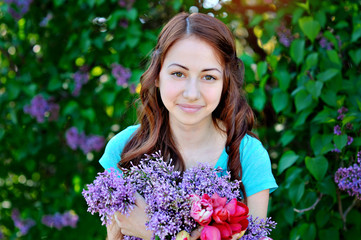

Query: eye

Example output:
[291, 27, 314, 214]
[171, 72, 185, 78]
[203, 75, 216, 81]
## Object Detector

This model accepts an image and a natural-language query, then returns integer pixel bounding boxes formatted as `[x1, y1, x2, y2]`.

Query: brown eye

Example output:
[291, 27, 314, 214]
[204, 75, 216, 81]
[172, 72, 184, 78]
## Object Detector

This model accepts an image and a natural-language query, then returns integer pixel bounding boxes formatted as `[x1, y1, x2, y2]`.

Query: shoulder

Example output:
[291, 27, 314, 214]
[99, 124, 140, 170]
[240, 134, 266, 155]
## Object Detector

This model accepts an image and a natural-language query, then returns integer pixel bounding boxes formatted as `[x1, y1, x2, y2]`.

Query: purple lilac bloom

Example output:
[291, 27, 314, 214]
[119, 19, 129, 28]
[42, 211, 79, 230]
[39, 12, 53, 27]
[24, 94, 59, 123]
[72, 71, 89, 96]
[5, 0, 33, 20]
[276, 24, 293, 47]
[11, 209, 36, 235]
[334, 151, 361, 200]
[346, 123, 353, 130]
[111, 63, 132, 86]
[82, 168, 136, 226]
[241, 216, 277, 240]
[118, 0, 135, 9]
[347, 136, 353, 145]
[84, 151, 277, 240]
[338, 106, 348, 114]
[319, 37, 333, 50]
[334, 125, 341, 135]
[65, 127, 105, 154]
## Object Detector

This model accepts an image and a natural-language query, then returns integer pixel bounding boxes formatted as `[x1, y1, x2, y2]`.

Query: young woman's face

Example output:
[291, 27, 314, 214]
[158, 36, 224, 128]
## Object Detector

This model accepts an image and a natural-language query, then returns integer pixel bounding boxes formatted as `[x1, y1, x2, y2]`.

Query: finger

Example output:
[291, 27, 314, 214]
[134, 192, 147, 208]
[190, 227, 203, 240]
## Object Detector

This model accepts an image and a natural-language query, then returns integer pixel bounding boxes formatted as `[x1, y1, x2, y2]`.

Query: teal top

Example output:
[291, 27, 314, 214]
[99, 125, 278, 197]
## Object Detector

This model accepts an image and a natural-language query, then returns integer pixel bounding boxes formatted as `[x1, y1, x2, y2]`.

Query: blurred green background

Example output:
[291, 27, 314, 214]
[1, 0, 361, 239]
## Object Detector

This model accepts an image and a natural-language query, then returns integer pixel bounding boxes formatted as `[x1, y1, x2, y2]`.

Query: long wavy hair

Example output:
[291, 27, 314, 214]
[119, 12, 256, 202]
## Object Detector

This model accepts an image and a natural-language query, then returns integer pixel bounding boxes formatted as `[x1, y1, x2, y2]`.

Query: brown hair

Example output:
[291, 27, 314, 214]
[118, 12, 256, 202]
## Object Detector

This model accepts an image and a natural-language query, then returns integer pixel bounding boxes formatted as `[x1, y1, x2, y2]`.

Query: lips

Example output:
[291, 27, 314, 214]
[177, 104, 203, 113]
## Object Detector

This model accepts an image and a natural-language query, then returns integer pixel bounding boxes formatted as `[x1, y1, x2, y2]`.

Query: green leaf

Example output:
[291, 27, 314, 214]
[306, 80, 323, 98]
[288, 179, 305, 205]
[299, 17, 321, 42]
[299, 223, 316, 240]
[348, 49, 361, 65]
[311, 134, 333, 156]
[305, 156, 328, 181]
[319, 228, 340, 240]
[351, 26, 361, 42]
[274, 70, 291, 91]
[305, 52, 318, 70]
[294, 108, 312, 127]
[312, 107, 335, 123]
[333, 134, 347, 151]
[316, 69, 339, 82]
[282, 207, 295, 225]
[317, 176, 336, 202]
[316, 209, 331, 228]
[272, 89, 288, 113]
[320, 88, 337, 107]
[81, 109, 96, 122]
[290, 39, 305, 65]
[327, 50, 341, 67]
[278, 151, 299, 175]
[257, 61, 268, 79]
[252, 88, 266, 111]
[126, 8, 138, 21]
[249, 15, 263, 27]
[280, 130, 295, 146]
[294, 89, 312, 112]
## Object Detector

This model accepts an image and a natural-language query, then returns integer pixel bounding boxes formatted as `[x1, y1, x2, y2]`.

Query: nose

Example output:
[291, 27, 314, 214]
[182, 77, 200, 100]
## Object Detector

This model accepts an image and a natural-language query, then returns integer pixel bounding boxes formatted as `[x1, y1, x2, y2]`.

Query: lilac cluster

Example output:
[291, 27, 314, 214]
[241, 216, 277, 240]
[111, 63, 132, 86]
[82, 168, 136, 225]
[65, 127, 105, 154]
[118, 0, 135, 9]
[73, 70, 89, 96]
[276, 24, 294, 47]
[41, 210, 79, 230]
[83, 151, 276, 240]
[5, 0, 33, 20]
[11, 209, 36, 235]
[319, 35, 342, 50]
[332, 107, 353, 152]
[334, 151, 361, 200]
[23, 94, 59, 123]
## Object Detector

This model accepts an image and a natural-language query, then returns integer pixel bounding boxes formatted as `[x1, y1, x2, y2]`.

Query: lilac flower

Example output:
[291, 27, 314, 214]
[72, 71, 89, 96]
[276, 24, 293, 47]
[334, 125, 341, 135]
[5, 0, 33, 20]
[347, 136, 353, 146]
[111, 63, 132, 86]
[65, 127, 105, 154]
[82, 168, 136, 225]
[118, 0, 135, 9]
[319, 37, 333, 50]
[338, 107, 348, 115]
[39, 12, 53, 27]
[42, 210, 79, 230]
[11, 209, 36, 235]
[345, 123, 353, 130]
[334, 151, 361, 200]
[119, 19, 129, 28]
[83, 152, 276, 239]
[23, 94, 59, 123]
[241, 216, 277, 240]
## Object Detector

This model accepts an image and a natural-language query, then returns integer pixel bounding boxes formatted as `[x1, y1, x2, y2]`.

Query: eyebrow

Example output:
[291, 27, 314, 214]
[167, 63, 222, 73]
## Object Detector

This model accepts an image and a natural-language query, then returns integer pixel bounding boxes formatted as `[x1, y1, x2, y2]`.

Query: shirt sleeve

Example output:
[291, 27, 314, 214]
[240, 135, 278, 197]
[99, 125, 139, 171]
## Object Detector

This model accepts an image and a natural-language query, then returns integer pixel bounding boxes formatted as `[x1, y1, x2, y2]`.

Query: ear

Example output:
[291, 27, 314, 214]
[155, 78, 159, 87]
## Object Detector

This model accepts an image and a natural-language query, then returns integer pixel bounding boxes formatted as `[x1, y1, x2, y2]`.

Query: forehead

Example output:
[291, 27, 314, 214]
[162, 36, 224, 69]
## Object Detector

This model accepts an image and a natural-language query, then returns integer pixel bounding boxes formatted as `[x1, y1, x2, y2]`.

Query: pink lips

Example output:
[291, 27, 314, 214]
[178, 104, 203, 113]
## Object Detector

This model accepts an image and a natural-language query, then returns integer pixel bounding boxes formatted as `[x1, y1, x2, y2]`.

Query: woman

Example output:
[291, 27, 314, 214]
[99, 12, 278, 240]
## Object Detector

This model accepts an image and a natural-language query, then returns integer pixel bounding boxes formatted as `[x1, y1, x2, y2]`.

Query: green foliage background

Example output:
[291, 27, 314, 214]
[1, 0, 360, 239]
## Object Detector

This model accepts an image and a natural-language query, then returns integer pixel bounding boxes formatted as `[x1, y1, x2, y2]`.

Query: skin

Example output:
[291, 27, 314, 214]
[107, 36, 270, 240]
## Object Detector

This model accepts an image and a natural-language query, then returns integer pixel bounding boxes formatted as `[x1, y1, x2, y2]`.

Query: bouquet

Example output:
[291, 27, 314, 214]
[82, 151, 276, 240]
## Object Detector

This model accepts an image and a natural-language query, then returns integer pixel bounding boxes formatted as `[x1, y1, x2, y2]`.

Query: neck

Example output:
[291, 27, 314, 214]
[170, 119, 224, 152]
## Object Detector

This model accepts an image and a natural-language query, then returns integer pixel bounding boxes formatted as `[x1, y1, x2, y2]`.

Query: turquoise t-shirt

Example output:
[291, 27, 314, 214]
[99, 125, 278, 197]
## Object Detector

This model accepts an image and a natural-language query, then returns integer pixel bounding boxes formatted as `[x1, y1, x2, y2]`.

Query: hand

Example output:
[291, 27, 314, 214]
[114, 192, 153, 240]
